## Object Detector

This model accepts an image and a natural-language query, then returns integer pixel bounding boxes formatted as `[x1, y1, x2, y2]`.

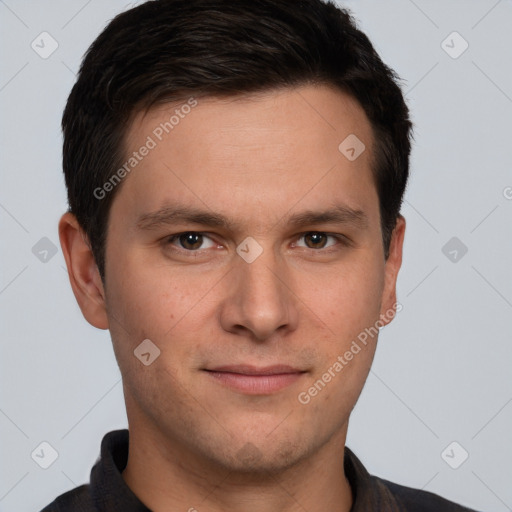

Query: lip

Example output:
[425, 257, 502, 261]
[204, 365, 306, 395]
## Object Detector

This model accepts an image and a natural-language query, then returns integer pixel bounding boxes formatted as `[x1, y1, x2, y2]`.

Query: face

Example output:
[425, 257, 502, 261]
[93, 85, 404, 472]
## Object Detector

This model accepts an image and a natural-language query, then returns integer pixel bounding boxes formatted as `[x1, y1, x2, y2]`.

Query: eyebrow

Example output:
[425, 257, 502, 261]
[135, 203, 368, 232]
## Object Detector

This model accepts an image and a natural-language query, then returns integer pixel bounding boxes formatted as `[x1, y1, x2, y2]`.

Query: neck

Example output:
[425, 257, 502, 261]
[122, 422, 353, 512]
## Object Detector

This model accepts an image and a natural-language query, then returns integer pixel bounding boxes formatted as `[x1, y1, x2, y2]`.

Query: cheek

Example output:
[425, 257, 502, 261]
[105, 251, 223, 346]
[299, 253, 385, 336]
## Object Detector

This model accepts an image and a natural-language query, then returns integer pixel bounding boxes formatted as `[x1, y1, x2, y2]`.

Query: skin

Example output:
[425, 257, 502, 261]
[59, 84, 405, 512]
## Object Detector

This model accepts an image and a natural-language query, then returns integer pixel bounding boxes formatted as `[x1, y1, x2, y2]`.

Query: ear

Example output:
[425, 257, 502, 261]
[379, 215, 406, 326]
[59, 212, 109, 330]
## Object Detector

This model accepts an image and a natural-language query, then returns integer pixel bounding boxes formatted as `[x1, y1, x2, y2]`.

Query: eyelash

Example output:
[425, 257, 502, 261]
[163, 231, 350, 254]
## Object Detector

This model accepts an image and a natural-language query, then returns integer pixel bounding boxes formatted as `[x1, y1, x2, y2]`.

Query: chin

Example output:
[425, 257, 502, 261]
[201, 431, 313, 476]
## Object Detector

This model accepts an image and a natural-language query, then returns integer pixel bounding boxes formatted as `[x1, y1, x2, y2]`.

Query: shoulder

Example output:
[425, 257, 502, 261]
[39, 484, 94, 512]
[374, 475, 480, 512]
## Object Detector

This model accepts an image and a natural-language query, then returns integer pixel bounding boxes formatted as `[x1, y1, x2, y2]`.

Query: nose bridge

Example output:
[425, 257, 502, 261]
[220, 241, 298, 340]
[241, 247, 284, 298]
[239, 241, 287, 306]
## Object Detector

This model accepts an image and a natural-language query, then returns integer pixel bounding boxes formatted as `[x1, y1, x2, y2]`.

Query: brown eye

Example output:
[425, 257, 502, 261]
[165, 232, 218, 254]
[303, 232, 329, 249]
[177, 232, 204, 250]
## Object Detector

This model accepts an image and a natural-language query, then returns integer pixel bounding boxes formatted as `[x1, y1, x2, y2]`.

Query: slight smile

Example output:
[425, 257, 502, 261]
[203, 365, 307, 395]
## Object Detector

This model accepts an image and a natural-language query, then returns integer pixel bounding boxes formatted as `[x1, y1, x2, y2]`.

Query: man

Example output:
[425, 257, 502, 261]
[42, 0, 479, 510]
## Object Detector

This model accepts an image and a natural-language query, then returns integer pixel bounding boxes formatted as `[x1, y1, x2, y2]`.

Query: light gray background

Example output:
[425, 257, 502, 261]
[1, 1, 511, 511]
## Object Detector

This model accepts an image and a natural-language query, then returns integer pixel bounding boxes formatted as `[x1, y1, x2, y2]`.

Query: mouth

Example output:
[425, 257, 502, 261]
[203, 365, 307, 395]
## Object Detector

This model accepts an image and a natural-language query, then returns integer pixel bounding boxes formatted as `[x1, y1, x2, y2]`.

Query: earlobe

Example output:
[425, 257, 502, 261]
[59, 212, 109, 330]
[379, 215, 406, 325]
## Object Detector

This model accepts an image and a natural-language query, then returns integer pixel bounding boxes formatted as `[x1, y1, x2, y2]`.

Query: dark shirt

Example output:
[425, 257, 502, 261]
[41, 429, 479, 511]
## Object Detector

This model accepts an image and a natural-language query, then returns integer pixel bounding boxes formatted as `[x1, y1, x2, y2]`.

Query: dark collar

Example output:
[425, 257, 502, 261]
[344, 444, 403, 511]
[90, 429, 150, 511]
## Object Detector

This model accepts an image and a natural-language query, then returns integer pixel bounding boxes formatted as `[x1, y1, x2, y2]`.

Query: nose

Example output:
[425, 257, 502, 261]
[219, 248, 299, 342]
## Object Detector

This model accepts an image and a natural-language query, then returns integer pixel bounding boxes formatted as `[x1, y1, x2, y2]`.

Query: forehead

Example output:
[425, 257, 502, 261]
[114, 84, 378, 232]
[127, 84, 372, 150]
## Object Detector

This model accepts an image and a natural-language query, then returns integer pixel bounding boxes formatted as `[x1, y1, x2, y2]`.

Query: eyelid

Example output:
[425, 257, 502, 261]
[292, 232, 350, 249]
[165, 231, 220, 251]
